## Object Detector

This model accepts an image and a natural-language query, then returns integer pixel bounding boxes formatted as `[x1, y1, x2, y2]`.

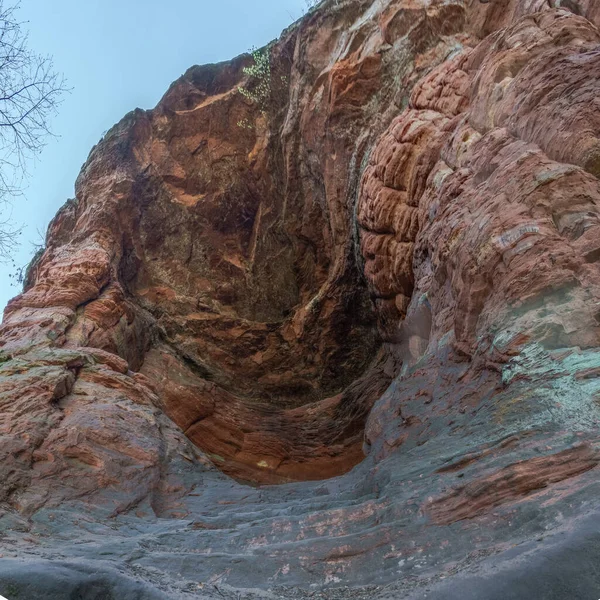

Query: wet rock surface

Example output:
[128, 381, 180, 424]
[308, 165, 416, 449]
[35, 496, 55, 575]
[1, 0, 600, 597]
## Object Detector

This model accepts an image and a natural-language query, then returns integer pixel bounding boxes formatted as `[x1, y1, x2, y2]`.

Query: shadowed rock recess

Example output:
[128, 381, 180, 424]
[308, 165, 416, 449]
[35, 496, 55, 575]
[1, 0, 600, 597]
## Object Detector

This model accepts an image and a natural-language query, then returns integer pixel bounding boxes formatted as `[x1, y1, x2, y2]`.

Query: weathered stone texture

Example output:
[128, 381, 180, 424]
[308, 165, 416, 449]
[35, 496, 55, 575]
[1, 0, 600, 598]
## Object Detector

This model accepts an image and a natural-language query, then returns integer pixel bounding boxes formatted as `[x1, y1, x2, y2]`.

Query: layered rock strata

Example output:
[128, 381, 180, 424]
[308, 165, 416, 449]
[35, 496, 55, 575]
[1, 0, 600, 598]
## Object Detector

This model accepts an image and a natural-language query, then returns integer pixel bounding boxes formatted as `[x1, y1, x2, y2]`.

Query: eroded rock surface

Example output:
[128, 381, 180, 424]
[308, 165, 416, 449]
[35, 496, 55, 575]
[1, 0, 600, 598]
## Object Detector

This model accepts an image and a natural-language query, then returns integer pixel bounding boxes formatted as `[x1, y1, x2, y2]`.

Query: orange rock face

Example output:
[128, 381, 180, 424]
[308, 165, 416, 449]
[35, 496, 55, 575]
[2, 0, 472, 487]
[2, 1, 600, 598]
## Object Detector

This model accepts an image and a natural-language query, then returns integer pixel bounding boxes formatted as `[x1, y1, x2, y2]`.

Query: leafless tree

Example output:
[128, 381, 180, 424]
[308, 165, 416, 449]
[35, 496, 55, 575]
[0, 1, 67, 261]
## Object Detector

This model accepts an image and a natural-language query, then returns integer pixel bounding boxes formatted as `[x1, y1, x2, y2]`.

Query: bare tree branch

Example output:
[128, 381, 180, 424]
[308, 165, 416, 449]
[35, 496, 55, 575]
[0, 0, 67, 265]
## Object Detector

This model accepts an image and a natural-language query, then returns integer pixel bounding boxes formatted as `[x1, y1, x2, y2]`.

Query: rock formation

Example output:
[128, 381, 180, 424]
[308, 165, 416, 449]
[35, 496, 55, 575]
[1, 0, 600, 597]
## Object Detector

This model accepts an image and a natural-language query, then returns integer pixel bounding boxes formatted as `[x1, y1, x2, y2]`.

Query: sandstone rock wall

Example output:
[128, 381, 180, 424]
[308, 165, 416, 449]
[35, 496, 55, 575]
[1, 0, 600, 597]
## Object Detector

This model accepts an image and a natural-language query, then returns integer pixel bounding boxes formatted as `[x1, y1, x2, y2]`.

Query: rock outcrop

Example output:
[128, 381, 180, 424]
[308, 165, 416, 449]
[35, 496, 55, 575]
[1, 0, 600, 598]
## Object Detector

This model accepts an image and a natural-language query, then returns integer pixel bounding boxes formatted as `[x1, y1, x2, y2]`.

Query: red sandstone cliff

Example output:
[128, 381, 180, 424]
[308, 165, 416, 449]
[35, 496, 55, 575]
[1, 0, 600, 598]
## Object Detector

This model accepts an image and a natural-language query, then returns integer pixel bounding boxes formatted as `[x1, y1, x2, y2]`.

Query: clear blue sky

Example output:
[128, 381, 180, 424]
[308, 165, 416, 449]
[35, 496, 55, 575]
[0, 0, 308, 315]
